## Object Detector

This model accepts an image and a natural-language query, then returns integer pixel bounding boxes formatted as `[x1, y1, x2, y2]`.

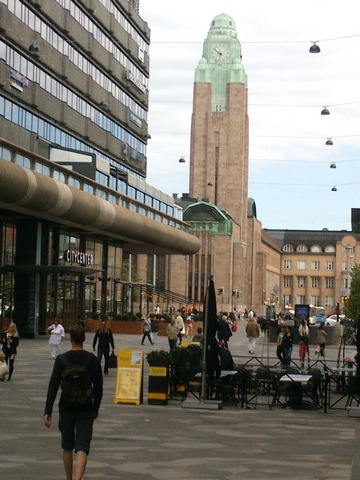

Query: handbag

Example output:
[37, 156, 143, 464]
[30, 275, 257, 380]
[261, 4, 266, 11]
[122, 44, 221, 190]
[108, 352, 117, 369]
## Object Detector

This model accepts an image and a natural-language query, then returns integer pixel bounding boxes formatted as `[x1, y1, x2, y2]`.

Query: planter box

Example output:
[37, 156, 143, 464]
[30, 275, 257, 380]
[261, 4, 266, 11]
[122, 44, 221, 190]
[148, 366, 168, 404]
[84, 319, 142, 335]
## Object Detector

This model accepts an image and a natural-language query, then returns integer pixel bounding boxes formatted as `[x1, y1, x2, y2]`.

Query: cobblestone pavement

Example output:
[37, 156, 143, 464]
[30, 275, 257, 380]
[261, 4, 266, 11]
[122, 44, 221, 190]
[0, 325, 357, 479]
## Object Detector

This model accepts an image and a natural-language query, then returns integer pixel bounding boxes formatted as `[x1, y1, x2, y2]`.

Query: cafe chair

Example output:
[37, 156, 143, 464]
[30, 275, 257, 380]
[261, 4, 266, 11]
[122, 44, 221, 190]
[213, 371, 241, 405]
[301, 368, 323, 408]
[244, 367, 278, 409]
[345, 376, 360, 408]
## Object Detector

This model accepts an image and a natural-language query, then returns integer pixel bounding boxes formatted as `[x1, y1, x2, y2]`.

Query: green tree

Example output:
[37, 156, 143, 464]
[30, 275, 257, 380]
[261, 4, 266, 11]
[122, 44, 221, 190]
[344, 265, 360, 326]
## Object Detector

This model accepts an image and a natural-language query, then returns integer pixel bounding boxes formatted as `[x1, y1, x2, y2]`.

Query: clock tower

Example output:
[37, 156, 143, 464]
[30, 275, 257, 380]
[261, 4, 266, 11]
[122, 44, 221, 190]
[189, 13, 248, 233]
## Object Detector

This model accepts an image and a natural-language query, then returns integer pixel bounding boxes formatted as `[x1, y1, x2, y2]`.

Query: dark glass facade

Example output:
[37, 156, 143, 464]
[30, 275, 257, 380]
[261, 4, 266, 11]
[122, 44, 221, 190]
[0, 0, 200, 336]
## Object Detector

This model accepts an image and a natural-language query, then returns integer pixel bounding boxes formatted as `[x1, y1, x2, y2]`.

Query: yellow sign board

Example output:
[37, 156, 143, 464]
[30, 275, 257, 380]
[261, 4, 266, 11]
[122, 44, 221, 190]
[114, 349, 144, 405]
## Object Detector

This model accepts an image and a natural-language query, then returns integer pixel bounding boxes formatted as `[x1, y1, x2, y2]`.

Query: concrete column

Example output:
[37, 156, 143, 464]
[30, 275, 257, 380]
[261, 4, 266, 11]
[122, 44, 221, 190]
[292, 275, 297, 305]
[320, 276, 326, 308]
[305, 276, 311, 304]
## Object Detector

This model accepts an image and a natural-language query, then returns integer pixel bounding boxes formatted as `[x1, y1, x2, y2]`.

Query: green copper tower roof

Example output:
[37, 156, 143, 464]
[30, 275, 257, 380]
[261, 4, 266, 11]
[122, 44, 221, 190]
[195, 13, 247, 111]
[208, 13, 237, 38]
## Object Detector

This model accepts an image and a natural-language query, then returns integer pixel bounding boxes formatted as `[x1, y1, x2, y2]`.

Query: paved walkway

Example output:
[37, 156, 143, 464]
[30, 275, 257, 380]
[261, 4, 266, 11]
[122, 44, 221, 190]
[0, 325, 357, 479]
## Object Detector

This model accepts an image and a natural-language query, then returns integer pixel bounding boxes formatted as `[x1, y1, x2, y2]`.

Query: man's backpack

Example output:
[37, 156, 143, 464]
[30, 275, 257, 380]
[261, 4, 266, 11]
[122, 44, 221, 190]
[60, 356, 93, 407]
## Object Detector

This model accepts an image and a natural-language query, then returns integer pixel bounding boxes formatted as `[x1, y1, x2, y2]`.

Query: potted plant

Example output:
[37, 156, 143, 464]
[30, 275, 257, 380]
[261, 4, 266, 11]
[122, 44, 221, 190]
[146, 350, 172, 367]
[172, 344, 202, 367]
[171, 344, 202, 396]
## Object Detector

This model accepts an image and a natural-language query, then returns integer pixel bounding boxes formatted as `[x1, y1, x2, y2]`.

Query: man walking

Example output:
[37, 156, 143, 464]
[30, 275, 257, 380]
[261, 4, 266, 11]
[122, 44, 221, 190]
[92, 320, 115, 375]
[43, 325, 103, 480]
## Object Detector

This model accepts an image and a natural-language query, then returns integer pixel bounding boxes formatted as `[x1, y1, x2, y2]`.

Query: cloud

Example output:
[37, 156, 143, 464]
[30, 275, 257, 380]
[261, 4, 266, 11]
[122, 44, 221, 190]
[140, 0, 360, 229]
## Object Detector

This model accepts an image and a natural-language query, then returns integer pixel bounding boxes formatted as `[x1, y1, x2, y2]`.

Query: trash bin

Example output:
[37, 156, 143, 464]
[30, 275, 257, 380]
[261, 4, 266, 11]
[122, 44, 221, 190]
[268, 324, 279, 343]
[148, 366, 168, 405]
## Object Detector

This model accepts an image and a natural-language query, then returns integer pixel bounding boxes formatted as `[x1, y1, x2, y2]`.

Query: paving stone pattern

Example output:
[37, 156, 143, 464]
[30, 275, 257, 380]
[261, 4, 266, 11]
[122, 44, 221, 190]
[0, 326, 356, 479]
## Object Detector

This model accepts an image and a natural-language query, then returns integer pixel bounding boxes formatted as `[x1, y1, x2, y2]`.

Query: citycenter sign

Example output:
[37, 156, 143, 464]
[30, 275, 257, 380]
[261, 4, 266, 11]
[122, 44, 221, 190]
[63, 249, 93, 266]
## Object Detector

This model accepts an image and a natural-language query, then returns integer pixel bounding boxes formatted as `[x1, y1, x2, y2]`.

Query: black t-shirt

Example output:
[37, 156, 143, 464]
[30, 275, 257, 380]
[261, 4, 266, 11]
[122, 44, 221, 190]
[44, 349, 103, 415]
[281, 332, 293, 348]
[92, 328, 114, 350]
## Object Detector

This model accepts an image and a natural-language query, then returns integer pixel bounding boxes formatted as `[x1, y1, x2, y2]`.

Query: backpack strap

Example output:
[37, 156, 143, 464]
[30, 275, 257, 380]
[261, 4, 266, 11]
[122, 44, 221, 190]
[59, 353, 91, 372]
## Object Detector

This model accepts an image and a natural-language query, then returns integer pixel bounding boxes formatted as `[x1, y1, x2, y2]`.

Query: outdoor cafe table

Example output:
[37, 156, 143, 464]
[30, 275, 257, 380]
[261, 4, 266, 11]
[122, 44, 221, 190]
[278, 374, 313, 408]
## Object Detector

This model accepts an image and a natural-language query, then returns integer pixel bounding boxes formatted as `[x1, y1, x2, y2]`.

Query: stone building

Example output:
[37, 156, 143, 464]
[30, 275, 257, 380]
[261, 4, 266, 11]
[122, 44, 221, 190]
[172, 13, 281, 315]
[265, 228, 360, 317]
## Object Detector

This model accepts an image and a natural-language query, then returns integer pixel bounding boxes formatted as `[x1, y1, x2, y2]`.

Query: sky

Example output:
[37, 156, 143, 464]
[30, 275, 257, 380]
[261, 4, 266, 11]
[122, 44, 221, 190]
[139, 0, 360, 231]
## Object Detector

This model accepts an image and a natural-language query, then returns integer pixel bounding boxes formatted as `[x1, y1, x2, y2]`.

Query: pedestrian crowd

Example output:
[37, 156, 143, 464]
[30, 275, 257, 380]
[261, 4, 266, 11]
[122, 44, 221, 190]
[0, 304, 335, 479]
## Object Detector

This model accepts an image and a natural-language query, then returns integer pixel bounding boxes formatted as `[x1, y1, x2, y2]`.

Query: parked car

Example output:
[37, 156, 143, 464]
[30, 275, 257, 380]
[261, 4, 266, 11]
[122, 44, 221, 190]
[325, 314, 349, 326]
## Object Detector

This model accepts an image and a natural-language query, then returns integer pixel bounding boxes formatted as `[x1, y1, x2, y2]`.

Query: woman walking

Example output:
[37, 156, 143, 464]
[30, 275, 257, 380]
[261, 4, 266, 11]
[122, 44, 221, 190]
[141, 315, 154, 345]
[298, 319, 310, 369]
[0, 322, 19, 381]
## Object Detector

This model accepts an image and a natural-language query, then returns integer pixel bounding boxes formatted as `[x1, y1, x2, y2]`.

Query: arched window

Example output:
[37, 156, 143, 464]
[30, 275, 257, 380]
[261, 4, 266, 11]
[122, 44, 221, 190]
[282, 244, 294, 252]
[296, 244, 308, 252]
[310, 245, 322, 253]
[324, 245, 336, 253]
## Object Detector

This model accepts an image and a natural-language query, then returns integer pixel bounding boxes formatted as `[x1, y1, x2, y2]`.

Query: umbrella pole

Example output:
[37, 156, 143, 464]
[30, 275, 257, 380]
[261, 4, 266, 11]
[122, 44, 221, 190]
[200, 279, 209, 402]
[182, 275, 222, 410]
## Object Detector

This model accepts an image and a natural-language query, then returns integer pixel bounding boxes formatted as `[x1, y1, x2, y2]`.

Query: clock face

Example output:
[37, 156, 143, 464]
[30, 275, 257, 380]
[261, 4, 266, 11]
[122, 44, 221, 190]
[210, 43, 230, 64]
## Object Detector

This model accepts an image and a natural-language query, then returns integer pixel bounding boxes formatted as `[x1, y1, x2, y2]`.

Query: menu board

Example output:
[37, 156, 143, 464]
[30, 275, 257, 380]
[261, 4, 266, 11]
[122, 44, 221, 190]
[114, 349, 144, 405]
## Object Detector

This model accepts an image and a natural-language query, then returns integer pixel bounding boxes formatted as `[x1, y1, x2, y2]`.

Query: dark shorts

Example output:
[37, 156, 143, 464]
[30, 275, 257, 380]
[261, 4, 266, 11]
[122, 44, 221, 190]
[58, 410, 94, 454]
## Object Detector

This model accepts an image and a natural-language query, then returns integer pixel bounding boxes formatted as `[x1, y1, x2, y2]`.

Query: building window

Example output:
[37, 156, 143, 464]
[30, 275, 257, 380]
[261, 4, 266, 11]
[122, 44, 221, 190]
[311, 295, 320, 306]
[34, 162, 50, 176]
[15, 154, 31, 169]
[297, 295, 306, 304]
[283, 277, 292, 288]
[283, 260, 292, 270]
[95, 188, 107, 199]
[311, 245, 322, 253]
[325, 296, 334, 307]
[297, 261, 306, 270]
[342, 262, 348, 271]
[53, 170, 66, 183]
[283, 295, 291, 306]
[326, 261, 334, 270]
[298, 277, 306, 288]
[311, 277, 320, 288]
[83, 183, 94, 194]
[0, 146, 11, 161]
[296, 244, 308, 252]
[311, 261, 320, 270]
[324, 245, 336, 253]
[325, 278, 334, 289]
[343, 246, 355, 254]
[68, 176, 81, 189]
[282, 244, 294, 252]
[342, 278, 348, 289]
